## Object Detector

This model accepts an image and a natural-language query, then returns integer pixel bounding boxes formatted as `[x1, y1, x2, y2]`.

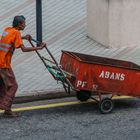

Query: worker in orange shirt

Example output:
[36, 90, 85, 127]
[0, 15, 46, 117]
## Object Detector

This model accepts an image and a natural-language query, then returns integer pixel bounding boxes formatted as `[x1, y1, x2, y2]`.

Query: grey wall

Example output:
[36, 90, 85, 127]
[87, 0, 140, 48]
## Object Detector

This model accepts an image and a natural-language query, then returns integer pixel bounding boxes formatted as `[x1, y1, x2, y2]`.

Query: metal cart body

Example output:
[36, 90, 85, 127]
[60, 51, 140, 97]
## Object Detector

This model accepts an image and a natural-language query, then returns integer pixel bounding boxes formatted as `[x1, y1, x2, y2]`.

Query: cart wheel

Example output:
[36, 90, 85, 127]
[76, 90, 91, 102]
[99, 98, 114, 114]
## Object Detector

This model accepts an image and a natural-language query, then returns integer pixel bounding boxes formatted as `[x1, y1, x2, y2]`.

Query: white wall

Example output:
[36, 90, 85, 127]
[87, 0, 109, 47]
[87, 0, 140, 48]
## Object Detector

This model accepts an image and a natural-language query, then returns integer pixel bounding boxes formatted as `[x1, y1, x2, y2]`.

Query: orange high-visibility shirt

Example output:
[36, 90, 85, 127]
[0, 27, 23, 68]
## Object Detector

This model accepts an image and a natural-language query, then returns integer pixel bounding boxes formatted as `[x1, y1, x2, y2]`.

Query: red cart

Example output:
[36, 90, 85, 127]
[60, 51, 140, 113]
[30, 39, 140, 113]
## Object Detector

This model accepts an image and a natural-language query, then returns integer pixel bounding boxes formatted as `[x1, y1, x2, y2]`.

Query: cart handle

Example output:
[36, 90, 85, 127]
[42, 56, 55, 64]
[31, 38, 41, 45]
[30, 38, 75, 90]
[31, 38, 59, 67]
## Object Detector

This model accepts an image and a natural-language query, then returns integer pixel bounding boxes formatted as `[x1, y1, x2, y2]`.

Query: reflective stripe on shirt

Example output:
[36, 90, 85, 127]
[0, 47, 9, 52]
[0, 43, 11, 48]
[0, 43, 12, 53]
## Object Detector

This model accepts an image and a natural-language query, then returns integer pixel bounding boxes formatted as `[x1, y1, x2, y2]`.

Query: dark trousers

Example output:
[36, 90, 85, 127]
[0, 68, 18, 110]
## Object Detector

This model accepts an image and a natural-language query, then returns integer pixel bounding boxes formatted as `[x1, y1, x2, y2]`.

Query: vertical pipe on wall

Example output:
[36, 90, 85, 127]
[36, 0, 42, 43]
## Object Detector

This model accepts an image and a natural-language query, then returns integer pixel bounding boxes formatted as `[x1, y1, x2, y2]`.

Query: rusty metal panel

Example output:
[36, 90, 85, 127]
[60, 51, 140, 97]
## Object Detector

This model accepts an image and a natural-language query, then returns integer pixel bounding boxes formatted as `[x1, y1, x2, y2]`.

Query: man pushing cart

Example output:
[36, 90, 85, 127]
[0, 15, 46, 117]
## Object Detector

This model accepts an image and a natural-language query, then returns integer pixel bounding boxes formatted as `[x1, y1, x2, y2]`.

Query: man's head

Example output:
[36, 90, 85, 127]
[12, 15, 26, 30]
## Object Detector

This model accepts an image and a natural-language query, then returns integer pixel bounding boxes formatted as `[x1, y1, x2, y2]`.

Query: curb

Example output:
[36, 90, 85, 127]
[13, 91, 76, 104]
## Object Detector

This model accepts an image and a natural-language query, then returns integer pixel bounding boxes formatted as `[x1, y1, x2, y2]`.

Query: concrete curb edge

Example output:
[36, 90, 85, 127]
[14, 91, 76, 104]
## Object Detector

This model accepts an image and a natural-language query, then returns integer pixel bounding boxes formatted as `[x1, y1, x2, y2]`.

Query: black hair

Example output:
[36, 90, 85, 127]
[12, 15, 26, 27]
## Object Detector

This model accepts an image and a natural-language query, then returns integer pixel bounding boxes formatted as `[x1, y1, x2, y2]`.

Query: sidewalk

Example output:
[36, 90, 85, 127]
[1, 0, 140, 103]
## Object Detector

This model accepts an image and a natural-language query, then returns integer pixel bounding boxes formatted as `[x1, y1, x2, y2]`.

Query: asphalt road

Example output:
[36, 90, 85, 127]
[0, 97, 140, 140]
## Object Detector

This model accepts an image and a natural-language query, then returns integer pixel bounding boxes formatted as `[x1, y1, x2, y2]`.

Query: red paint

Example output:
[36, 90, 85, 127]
[60, 51, 140, 97]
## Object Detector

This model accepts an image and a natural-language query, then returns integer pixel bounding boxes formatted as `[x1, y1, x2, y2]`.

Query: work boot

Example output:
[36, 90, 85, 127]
[3, 110, 19, 118]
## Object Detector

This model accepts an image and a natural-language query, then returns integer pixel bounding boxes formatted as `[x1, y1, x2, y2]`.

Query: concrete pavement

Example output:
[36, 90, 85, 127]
[1, 0, 140, 103]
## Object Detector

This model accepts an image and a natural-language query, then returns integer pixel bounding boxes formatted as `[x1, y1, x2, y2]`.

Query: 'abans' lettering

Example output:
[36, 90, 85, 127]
[99, 71, 125, 81]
